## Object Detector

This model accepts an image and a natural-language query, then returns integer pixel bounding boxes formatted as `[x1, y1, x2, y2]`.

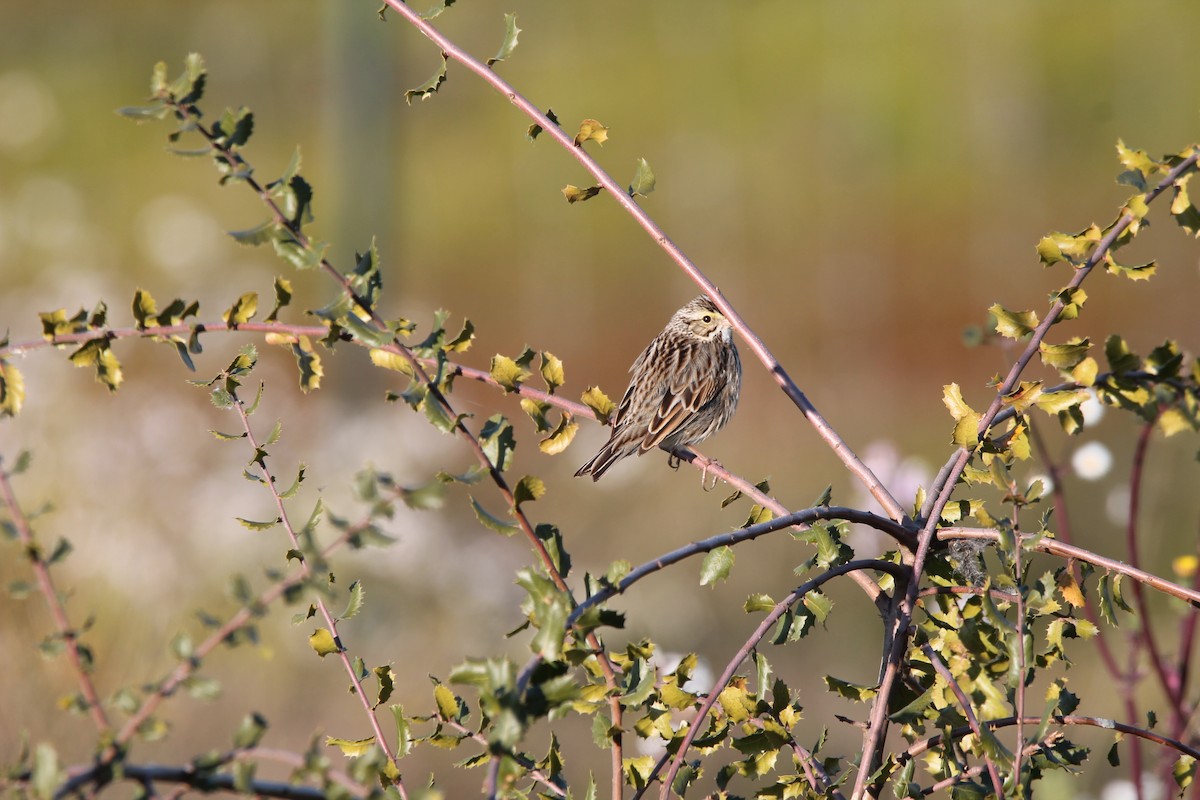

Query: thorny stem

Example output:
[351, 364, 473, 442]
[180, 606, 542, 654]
[108, 484, 396, 754]
[379, 0, 907, 531]
[0, 459, 113, 735]
[852, 149, 1200, 800]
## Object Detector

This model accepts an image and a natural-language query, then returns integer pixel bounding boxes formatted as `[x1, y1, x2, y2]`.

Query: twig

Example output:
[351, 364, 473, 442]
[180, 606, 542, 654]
[938, 527, 1200, 608]
[920, 645, 1003, 797]
[0, 457, 112, 734]
[228, 388, 407, 798]
[902, 714, 1200, 764]
[1125, 419, 1182, 717]
[1028, 419, 1121, 677]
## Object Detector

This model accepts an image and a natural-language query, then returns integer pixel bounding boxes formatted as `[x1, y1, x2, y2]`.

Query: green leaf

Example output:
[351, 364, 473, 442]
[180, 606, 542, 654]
[433, 682, 462, 721]
[479, 414, 516, 471]
[236, 517, 279, 531]
[1103, 251, 1158, 281]
[405, 53, 448, 104]
[341, 580, 365, 620]
[539, 351, 565, 394]
[824, 675, 878, 702]
[942, 383, 981, 448]
[513, 475, 546, 507]
[0, 361, 26, 418]
[802, 590, 833, 624]
[1170, 171, 1200, 238]
[1040, 337, 1091, 371]
[989, 304, 1038, 340]
[1174, 755, 1197, 791]
[700, 546, 734, 586]
[309, 628, 340, 657]
[581, 386, 617, 423]
[470, 496, 519, 535]
[265, 276, 293, 322]
[490, 353, 533, 392]
[574, 118, 609, 147]
[744, 593, 776, 613]
[291, 336, 323, 392]
[391, 705, 412, 757]
[486, 13, 521, 67]
[233, 712, 268, 749]
[563, 184, 603, 203]
[628, 157, 656, 198]
[325, 736, 374, 757]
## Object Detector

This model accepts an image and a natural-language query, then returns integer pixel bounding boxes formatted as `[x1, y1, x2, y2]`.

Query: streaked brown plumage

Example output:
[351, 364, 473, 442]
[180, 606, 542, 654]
[575, 295, 741, 481]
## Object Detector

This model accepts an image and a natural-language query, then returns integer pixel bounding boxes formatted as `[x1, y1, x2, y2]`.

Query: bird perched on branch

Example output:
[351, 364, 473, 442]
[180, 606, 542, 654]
[575, 295, 742, 482]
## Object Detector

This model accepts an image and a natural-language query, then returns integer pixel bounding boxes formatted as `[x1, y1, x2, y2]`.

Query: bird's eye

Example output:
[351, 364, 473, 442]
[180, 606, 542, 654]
[702, 315, 712, 323]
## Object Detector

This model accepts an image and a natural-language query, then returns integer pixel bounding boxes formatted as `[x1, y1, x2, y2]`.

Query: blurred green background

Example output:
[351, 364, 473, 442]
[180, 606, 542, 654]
[2, 2, 1199, 796]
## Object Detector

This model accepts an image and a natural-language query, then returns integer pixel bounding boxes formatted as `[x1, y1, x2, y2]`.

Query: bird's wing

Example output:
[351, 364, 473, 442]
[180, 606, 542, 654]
[641, 355, 720, 451]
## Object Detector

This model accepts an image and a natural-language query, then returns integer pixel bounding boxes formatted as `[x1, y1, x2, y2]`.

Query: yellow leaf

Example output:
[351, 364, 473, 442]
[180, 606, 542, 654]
[1056, 570, 1085, 608]
[369, 348, 415, 376]
[309, 628, 339, 657]
[943, 383, 981, 448]
[325, 735, 376, 758]
[574, 118, 609, 146]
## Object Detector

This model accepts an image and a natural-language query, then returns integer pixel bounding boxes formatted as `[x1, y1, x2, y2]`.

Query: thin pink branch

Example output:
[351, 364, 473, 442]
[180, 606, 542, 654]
[938, 527, 1200, 608]
[229, 390, 407, 799]
[0, 457, 112, 734]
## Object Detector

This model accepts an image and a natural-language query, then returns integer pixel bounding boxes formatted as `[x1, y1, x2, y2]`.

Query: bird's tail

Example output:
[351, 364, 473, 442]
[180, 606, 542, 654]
[574, 444, 624, 481]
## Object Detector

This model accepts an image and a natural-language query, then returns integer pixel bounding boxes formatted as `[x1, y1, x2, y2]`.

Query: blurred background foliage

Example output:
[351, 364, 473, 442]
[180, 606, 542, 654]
[1, 1, 1198, 796]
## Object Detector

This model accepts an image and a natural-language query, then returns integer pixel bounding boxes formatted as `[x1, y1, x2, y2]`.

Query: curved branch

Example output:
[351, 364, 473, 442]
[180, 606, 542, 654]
[379, 0, 906, 526]
[921, 645, 1003, 796]
[569, 507, 913, 629]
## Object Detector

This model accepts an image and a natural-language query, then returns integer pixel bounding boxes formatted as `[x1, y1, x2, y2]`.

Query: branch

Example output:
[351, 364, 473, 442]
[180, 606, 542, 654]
[903, 715, 1200, 764]
[227, 386, 406, 797]
[938, 527, 1200, 608]
[568, 507, 913, 630]
[380, 0, 906, 526]
[54, 762, 362, 800]
[0, 456, 112, 734]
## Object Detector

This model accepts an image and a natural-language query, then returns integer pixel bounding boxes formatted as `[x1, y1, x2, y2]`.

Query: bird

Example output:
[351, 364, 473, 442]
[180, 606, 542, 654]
[575, 295, 742, 482]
